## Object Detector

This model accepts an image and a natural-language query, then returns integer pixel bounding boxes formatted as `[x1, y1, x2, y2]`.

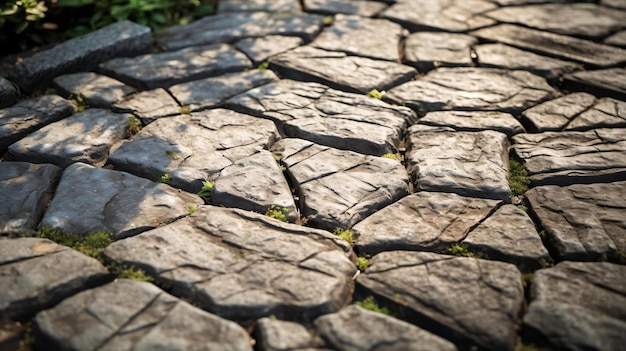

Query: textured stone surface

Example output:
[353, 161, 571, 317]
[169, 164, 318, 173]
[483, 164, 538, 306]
[218, 0, 300, 13]
[52, 72, 136, 108]
[0, 77, 17, 108]
[418, 111, 524, 137]
[104, 206, 356, 321]
[562, 68, 626, 101]
[526, 181, 626, 262]
[112, 88, 180, 122]
[9, 21, 151, 92]
[605, 30, 626, 48]
[358, 251, 524, 351]
[303, 0, 387, 16]
[0, 162, 62, 234]
[256, 318, 325, 350]
[272, 138, 409, 230]
[235, 35, 303, 64]
[603, 0, 626, 9]
[0, 237, 109, 321]
[35, 279, 254, 351]
[40, 163, 202, 239]
[404, 32, 477, 72]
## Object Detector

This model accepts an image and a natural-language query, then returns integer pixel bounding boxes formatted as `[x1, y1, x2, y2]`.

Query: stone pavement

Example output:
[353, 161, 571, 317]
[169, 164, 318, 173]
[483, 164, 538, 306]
[1, 0, 626, 350]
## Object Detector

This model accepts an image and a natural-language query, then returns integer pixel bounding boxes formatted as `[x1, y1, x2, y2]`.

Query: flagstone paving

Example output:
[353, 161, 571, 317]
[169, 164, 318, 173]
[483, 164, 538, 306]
[1, 1, 625, 350]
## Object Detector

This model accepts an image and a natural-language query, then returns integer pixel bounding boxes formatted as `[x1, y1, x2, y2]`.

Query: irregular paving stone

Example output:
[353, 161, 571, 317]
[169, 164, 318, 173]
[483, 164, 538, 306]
[35, 279, 253, 351]
[604, 30, 626, 48]
[227, 80, 416, 155]
[168, 69, 278, 112]
[157, 12, 324, 51]
[303, 0, 387, 17]
[603, 0, 626, 9]
[0, 162, 62, 234]
[218, 0, 300, 12]
[9, 21, 151, 93]
[108, 109, 279, 193]
[470, 24, 626, 68]
[524, 261, 626, 350]
[40, 163, 202, 239]
[52, 72, 136, 108]
[256, 318, 326, 351]
[418, 111, 525, 137]
[104, 206, 356, 321]
[112, 89, 180, 122]
[0, 77, 17, 108]
[99, 44, 251, 90]
[269, 46, 416, 94]
[357, 251, 524, 351]
[235, 35, 303, 64]
[526, 181, 626, 262]
[403, 32, 477, 72]
[405, 127, 511, 201]
[0, 237, 109, 321]
[562, 68, 626, 101]
[386, 67, 557, 116]
[271, 138, 409, 231]
[0, 95, 74, 155]
[311, 15, 403, 61]
[5, 109, 130, 168]
[512, 129, 626, 186]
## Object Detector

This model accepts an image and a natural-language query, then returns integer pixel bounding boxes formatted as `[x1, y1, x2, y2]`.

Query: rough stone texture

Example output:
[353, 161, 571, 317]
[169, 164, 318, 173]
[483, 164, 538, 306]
[0, 95, 74, 155]
[40, 163, 203, 240]
[218, 0, 301, 13]
[0, 237, 109, 321]
[605, 30, 626, 48]
[104, 206, 356, 321]
[157, 12, 324, 51]
[0, 162, 62, 234]
[269, 46, 415, 94]
[470, 24, 626, 68]
[524, 262, 626, 350]
[52, 72, 136, 108]
[357, 251, 524, 351]
[9, 21, 151, 93]
[512, 129, 626, 186]
[108, 109, 279, 193]
[235, 35, 303, 65]
[0, 77, 17, 108]
[404, 32, 477, 72]
[386, 68, 557, 116]
[562, 68, 626, 101]
[271, 138, 409, 231]
[311, 15, 403, 61]
[168, 69, 278, 112]
[99, 44, 251, 90]
[603, 0, 626, 9]
[380, 0, 496, 32]
[406, 127, 511, 201]
[5, 109, 130, 168]
[112, 89, 180, 122]
[303, 0, 387, 17]
[35, 279, 254, 351]
[256, 318, 326, 351]
[418, 111, 525, 137]
[526, 181, 626, 262]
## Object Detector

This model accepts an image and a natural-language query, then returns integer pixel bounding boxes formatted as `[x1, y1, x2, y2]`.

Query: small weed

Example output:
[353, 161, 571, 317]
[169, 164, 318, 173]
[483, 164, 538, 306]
[257, 61, 269, 70]
[165, 149, 180, 160]
[265, 205, 289, 222]
[197, 180, 214, 198]
[517, 203, 528, 212]
[69, 94, 88, 112]
[187, 204, 196, 216]
[323, 15, 334, 25]
[509, 159, 531, 196]
[367, 89, 385, 100]
[179, 106, 191, 114]
[356, 256, 369, 271]
[159, 173, 172, 184]
[448, 243, 479, 258]
[120, 266, 154, 282]
[356, 296, 390, 315]
[381, 153, 401, 161]
[333, 228, 353, 245]
[521, 273, 534, 289]
[18, 227, 112, 262]
[279, 165, 287, 172]
[538, 229, 547, 241]
[126, 116, 141, 136]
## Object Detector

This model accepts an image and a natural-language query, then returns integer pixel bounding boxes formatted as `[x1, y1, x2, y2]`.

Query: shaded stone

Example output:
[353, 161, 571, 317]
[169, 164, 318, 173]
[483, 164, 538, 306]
[470, 24, 626, 68]
[0, 162, 62, 234]
[218, 0, 301, 13]
[562, 68, 626, 101]
[605, 30, 626, 48]
[0, 237, 109, 321]
[104, 206, 356, 321]
[357, 251, 524, 351]
[311, 15, 403, 61]
[168, 70, 278, 112]
[40, 163, 203, 240]
[112, 89, 180, 122]
[418, 111, 525, 137]
[403, 32, 477, 72]
[157, 12, 324, 51]
[0, 95, 74, 155]
[9, 21, 151, 93]
[406, 127, 511, 201]
[52, 72, 136, 108]
[35, 279, 253, 351]
[5, 109, 130, 168]
[603, 0, 626, 9]
[303, 0, 387, 17]
[235, 35, 303, 65]
[108, 109, 279, 193]
[385, 68, 556, 116]
[0, 77, 17, 108]
[512, 129, 626, 186]
[269, 46, 415, 94]
[526, 181, 626, 262]
[271, 138, 409, 231]
[524, 261, 626, 350]
[256, 318, 326, 351]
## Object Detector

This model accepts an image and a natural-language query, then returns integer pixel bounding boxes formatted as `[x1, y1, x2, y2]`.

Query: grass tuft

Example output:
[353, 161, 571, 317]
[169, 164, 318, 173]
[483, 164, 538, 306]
[197, 180, 214, 198]
[265, 205, 289, 222]
[356, 296, 390, 315]
[509, 159, 530, 196]
[333, 228, 353, 245]
[356, 256, 369, 271]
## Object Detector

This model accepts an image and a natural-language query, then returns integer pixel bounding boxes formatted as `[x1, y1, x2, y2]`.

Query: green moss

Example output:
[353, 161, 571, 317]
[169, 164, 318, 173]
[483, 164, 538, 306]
[18, 227, 112, 261]
[165, 149, 180, 160]
[367, 89, 385, 100]
[197, 180, 214, 198]
[159, 173, 172, 184]
[356, 256, 369, 271]
[509, 159, 531, 196]
[119, 266, 154, 282]
[257, 61, 269, 70]
[179, 106, 191, 114]
[265, 205, 289, 222]
[126, 116, 141, 136]
[333, 228, 353, 245]
[187, 204, 196, 216]
[355, 296, 390, 315]
[448, 243, 479, 258]
[381, 153, 401, 161]
[69, 94, 88, 112]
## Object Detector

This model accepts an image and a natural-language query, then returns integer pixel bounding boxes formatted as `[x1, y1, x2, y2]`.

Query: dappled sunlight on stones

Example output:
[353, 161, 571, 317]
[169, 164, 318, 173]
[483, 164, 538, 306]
[235, 35, 303, 65]
[562, 68, 626, 101]
[218, 0, 301, 13]
[52, 72, 136, 108]
[0, 77, 18, 108]
[112, 88, 181, 122]
[303, 0, 388, 17]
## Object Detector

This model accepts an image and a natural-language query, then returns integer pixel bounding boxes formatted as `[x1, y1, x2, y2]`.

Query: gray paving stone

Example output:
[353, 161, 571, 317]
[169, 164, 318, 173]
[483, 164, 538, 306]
[103, 206, 356, 321]
[112, 89, 180, 122]
[471, 24, 626, 68]
[357, 251, 524, 351]
[271, 138, 409, 231]
[603, 0, 626, 9]
[524, 262, 626, 350]
[0, 95, 74, 155]
[562, 68, 626, 101]
[235, 35, 303, 65]
[418, 111, 525, 137]
[8, 21, 151, 93]
[99, 44, 251, 90]
[0, 162, 62, 234]
[0, 77, 17, 108]
[269, 46, 416, 94]
[526, 181, 626, 262]
[490, 0, 570, 4]
[386, 67, 557, 116]
[604, 30, 626, 48]
[303, 0, 388, 17]
[40, 162, 202, 239]
[218, 0, 301, 13]
[403, 32, 477, 72]
[256, 318, 327, 351]
[0, 237, 109, 321]
[52, 72, 136, 108]
[35, 279, 254, 351]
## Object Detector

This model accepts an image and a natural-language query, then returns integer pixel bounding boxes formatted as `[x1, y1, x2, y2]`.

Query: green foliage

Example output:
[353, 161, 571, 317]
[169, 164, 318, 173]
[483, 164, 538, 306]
[0, 0, 48, 35]
[367, 89, 385, 100]
[333, 228, 353, 245]
[257, 61, 269, 70]
[187, 204, 196, 215]
[120, 266, 153, 282]
[448, 243, 479, 258]
[265, 205, 289, 222]
[197, 180, 213, 198]
[355, 296, 390, 315]
[509, 159, 530, 196]
[381, 153, 401, 161]
[159, 173, 172, 183]
[165, 149, 180, 160]
[126, 116, 141, 135]
[355, 256, 369, 271]
[70, 94, 88, 112]
[21, 227, 112, 261]
[179, 105, 191, 114]
[538, 229, 547, 241]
